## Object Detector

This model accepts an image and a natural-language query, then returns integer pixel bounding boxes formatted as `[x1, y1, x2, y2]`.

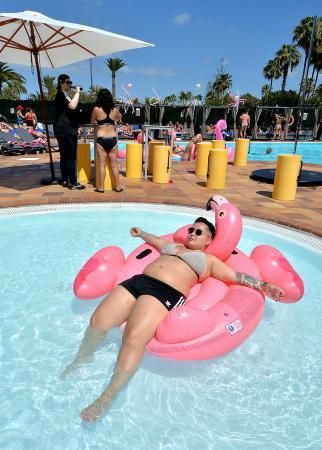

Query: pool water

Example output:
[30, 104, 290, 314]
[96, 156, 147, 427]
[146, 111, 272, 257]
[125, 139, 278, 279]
[220, 141, 322, 164]
[91, 141, 322, 165]
[246, 141, 322, 164]
[0, 205, 321, 450]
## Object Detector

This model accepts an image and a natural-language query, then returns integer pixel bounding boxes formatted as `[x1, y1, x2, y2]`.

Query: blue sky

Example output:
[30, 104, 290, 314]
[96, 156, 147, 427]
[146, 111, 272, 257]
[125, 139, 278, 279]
[2, 0, 321, 101]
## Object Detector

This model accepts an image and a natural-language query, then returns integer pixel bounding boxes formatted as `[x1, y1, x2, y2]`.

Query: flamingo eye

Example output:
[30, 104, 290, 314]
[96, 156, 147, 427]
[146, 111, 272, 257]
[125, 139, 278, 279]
[218, 210, 226, 218]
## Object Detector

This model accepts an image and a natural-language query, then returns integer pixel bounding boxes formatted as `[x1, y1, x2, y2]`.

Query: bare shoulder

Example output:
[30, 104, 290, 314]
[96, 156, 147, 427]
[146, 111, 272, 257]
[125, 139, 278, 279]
[111, 108, 122, 121]
[91, 106, 100, 116]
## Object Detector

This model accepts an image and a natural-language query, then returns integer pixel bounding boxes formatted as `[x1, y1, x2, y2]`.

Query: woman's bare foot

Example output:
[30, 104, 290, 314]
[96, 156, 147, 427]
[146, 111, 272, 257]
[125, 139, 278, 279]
[266, 284, 285, 302]
[80, 395, 112, 422]
[59, 356, 93, 380]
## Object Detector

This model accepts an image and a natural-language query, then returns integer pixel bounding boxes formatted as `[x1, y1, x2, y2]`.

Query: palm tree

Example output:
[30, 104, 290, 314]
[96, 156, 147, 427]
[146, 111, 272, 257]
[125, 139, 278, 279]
[293, 17, 316, 92]
[213, 73, 232, 103]
[261, 84, 271, 100]
[42, 75, 56, 100]
[275, 44, 301, 91]
[178, 91, 192, 105]
[30, 75, 57, 100]
[263, 59, 282, 91]
[310, 23, 322, 94]
[77, 84, 103, 103]
[163, 94, 177, 105]
[315, 83, 322, 100]
[105, 58, 126, 98]
[0, 62, 26, 98]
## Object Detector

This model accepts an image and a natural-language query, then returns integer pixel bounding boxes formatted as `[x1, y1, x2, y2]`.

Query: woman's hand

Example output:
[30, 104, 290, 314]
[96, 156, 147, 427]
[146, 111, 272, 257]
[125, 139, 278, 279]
[130, 227, 143, 237]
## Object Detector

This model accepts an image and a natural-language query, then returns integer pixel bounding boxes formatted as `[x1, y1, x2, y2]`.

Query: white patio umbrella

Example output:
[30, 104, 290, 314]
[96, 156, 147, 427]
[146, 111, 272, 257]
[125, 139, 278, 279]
[0, 10, 154, 182]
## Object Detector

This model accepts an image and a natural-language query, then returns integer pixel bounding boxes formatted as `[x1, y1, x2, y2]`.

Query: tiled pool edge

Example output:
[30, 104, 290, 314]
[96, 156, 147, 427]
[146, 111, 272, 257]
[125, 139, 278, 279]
[0, 202, 321, 252]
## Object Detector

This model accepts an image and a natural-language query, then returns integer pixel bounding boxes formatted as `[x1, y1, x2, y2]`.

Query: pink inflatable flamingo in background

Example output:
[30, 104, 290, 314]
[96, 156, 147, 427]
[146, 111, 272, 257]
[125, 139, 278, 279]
[73, 195, 304, 361]
[215, 119, 227, 140]
[214, 119, 235, 161]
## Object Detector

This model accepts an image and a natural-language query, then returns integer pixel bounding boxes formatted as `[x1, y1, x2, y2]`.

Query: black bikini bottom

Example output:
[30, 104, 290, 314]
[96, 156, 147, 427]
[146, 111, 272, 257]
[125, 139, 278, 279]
[97, 136, 117, 152]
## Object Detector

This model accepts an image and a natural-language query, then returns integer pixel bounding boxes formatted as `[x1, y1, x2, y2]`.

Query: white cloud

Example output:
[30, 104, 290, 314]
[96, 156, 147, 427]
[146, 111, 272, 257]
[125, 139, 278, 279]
[173, 13, 191, 25]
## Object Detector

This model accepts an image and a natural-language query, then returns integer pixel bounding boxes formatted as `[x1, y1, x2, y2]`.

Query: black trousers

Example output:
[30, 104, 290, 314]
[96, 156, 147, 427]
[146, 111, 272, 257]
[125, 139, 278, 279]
[56, 134, 78, 185]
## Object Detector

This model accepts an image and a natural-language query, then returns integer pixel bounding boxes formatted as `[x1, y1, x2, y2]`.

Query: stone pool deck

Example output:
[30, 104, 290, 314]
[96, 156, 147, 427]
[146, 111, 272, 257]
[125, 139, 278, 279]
[0, 152, 321, 237]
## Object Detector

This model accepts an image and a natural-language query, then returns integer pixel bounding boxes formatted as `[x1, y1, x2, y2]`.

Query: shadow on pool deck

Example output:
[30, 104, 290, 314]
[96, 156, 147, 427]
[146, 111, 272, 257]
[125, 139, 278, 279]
[0, 152, 322, 238]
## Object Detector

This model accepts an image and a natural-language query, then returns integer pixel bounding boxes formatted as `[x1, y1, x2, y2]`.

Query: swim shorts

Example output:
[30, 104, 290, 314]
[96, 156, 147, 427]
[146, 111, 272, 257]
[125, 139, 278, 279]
[119, 274, 185, 311]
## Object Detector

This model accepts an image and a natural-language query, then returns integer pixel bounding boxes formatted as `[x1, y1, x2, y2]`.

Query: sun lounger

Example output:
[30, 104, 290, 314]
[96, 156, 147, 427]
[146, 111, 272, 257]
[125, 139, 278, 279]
[0, 130, 46, 155]
[0, 131, 29, 155]
[13, 128, 47, 148]
[14, 127, 61, 151]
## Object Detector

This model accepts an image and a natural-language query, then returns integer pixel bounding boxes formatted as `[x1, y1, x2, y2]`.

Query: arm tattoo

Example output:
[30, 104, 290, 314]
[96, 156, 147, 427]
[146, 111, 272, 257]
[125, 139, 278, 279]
[236, 272, 267, 292]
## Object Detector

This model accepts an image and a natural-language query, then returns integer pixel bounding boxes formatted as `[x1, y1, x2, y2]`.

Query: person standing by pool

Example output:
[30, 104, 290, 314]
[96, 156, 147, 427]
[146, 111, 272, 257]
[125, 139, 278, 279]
[90, 88, 123, 193]
[54, 74, 85, 190]
[284, 114, 295, 140]
[60, 218, 284, 422]
[273, 113, 286, 141]
[25, 107, 37, 129]
[16, 105, 24, 127]
[238, 110, 250, 138]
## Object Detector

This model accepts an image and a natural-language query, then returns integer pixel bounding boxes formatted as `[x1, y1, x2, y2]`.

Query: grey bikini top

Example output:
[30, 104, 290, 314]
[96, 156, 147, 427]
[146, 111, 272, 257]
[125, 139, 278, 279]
[161, 243, 207, 277]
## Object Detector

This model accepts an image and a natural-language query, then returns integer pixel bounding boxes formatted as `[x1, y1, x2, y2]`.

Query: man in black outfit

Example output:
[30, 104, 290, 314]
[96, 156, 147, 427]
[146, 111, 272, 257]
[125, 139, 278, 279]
[54, 74, 85, 190]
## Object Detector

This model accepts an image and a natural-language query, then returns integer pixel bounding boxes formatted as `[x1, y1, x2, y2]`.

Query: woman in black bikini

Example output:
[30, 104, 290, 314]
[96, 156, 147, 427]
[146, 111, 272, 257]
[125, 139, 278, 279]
[60, 217, 284, 422]
[91, 89, 123, 193]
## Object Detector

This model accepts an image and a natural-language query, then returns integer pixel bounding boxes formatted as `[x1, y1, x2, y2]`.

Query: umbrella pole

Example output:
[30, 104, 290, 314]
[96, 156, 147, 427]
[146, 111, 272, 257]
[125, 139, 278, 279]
[32, 51, 57, 183]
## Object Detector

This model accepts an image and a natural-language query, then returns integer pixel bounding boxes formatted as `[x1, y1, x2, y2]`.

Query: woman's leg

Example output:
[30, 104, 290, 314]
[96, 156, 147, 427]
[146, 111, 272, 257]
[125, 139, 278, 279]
[108, 146, 122, 191]
[273, 126, 278, 141]
[96, 142, 107, 191]
[60, 286, 136, 379]
[80, 295, 168, 421]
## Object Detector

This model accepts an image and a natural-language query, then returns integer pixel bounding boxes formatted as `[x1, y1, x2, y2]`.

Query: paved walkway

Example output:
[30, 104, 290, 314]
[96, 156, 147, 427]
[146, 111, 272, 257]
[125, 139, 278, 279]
[0, 151, 321, 237]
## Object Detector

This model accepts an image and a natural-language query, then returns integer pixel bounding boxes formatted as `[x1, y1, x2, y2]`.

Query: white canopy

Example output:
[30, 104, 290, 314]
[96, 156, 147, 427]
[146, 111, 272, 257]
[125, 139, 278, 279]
[0, 10, 154, 67]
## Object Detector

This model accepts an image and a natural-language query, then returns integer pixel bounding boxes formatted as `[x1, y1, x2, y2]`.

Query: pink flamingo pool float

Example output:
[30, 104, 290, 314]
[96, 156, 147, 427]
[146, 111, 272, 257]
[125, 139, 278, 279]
[73, 196, 304, 360]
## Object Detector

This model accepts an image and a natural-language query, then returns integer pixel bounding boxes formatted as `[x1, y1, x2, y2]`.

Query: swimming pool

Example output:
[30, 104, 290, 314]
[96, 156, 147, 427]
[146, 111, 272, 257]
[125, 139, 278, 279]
[220, 141, 322, 164]
[91, 141, 322, 165]
[1, 204, 321, 450]
[246, 141, 322, 164]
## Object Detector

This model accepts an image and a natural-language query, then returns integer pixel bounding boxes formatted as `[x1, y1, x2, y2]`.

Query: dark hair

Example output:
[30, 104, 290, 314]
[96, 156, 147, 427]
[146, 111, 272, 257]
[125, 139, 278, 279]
[95, 88, 115, 116]
[57, 73, 70, 90]
[194, 217, 216, 238]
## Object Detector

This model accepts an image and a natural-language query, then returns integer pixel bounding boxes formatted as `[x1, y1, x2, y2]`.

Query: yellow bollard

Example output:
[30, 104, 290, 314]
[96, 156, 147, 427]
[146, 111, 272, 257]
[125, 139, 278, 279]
[272, 154, 302, 201]
[211, 140, 226, 149]
[195, 142, 212, 177]
[95, 145, 114, 190]
[206, 149, 228, 189]
[152, 145, 171, 183]
[126, 143, 142, 178]
[77, 143, 91, 183]
[148, 141, 165, 175]
[233, 138, 250, 166]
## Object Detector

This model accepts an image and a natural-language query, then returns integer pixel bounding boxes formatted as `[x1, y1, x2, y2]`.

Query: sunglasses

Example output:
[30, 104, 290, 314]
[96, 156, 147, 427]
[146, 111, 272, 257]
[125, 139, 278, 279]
[65, 80, 72, 85]
[187, 227, 210, 237]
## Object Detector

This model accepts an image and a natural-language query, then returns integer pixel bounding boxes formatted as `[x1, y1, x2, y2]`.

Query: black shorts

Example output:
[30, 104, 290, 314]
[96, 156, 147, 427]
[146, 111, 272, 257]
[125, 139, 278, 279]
[97, 136, 117, 152]
[119, 274, 185, 311]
